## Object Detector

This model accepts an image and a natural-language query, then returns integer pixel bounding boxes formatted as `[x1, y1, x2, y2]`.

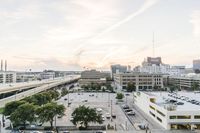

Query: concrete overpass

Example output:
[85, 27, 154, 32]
[0, 75, 80, 107]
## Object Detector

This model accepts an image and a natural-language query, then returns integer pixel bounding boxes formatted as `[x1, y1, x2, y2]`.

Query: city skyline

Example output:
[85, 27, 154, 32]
[0, 0, 200, 71]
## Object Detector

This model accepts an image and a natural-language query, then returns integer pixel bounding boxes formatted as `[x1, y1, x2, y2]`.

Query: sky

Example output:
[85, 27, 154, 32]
[0, 0, 200, 71]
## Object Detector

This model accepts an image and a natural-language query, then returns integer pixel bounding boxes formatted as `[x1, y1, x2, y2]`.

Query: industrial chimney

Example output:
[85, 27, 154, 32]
[5, 60, 7, 71]
[1, 60, 3, 71]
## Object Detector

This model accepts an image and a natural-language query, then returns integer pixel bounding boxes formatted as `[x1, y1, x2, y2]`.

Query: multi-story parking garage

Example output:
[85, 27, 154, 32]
[164, 75, 200, 90]
[134, 91, 200, 130]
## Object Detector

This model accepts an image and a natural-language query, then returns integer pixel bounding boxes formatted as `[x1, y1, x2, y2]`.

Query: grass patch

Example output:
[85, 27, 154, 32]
[0, 108, 4, 114]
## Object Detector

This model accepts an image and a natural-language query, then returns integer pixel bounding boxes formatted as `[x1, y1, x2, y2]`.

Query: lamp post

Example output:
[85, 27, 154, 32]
[68, 93, 70, 107]
[110, 100, 113, 122]
[108, 93, 110, 107]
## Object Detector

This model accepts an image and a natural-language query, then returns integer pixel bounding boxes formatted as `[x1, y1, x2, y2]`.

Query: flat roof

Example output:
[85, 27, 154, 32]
[146, 92, 200, 111]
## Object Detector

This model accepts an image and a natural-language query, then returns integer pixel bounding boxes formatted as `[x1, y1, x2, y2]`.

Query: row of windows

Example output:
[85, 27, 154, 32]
[149, 105, 155, 110]
[170, 115, 200, 119]
[157, 110, 166, 117]
[149, 111, 162, 123]
[170, 115, 191, 119]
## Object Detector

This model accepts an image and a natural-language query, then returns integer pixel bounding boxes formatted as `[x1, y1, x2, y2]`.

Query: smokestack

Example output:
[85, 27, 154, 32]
[1, 60, 3, 71]
[5, 60, 7, 71]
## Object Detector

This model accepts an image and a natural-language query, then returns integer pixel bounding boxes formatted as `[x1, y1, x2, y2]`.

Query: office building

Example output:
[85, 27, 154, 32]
[193, 59, 200, 70]
[0, 60, 16, 84]
[40, 70, 56, 79]
[136, 57, 185, 76]
[16, 72, 41, 82]
[111, 64, 127, 79]
[114, 72, 163, 90]
[0, 71, 16, 84]
[134, 91, 200, 130]
[79, 69, 110, 86]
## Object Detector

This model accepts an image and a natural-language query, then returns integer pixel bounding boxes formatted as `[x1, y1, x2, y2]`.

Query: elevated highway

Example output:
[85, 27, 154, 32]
[0, 75, 80, 107]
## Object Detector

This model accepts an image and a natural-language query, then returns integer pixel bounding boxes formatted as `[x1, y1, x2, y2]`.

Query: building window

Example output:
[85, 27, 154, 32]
[149, 105, 155, 110]
[194, 115, 200, 119]
[156, 110, 165, 117]
[169, 116, 176, 119]
[170, 115, 191, 119]
[149, 111, 155, 117]
[150, 98, 155, 103]
[177, 115, 191, 119]
[157, 117, 162, 123]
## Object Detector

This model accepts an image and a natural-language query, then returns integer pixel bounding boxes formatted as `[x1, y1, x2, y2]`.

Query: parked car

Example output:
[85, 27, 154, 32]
[45, 131, 55, 133]
[111, 113, 116, 119]
[122, 105, 129, 109]
[127, 111, 135, 115]
[30, 131, 42, 133]
[62, 131, 70, 133]
[105, 113, 111, 119]
[124, 109, 133, 112]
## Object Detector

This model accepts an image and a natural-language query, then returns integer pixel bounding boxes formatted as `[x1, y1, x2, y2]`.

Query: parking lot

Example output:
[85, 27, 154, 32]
[54, 92, 135, 131]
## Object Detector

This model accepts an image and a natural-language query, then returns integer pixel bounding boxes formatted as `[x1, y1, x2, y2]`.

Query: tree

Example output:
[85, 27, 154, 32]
[24, 92, 52, 106]
[61, 88, 68, 97]
[72, 105, 103, 129]
[127, 82, 136, 92]
[192, 82, 199, 91]
[116, 93, 124, 100]
[10, 103, 36, 128]
[36, 102, 65, 128]
[3, 100, 26, 116]
[48, 90, 60, 100]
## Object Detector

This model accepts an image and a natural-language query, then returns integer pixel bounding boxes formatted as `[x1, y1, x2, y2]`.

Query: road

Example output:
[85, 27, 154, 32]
[0, 75, 80, 108]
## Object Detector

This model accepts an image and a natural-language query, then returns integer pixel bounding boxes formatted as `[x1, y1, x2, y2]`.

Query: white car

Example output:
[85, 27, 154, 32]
[127, 111, 135, 115]
[30, 131, 43, 133]
[105, 113, 111, 119]
[97, 108, 102, 112]
[70, 116, 74, 121]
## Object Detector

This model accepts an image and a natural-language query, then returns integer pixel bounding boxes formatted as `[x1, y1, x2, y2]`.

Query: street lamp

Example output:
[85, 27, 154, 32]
[108, 93, 110, 107]
[110, 100, 113, 122]
[68, 93, 70, 107]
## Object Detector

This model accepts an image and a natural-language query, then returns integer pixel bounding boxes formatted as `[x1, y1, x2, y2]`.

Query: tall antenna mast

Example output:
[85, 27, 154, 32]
[153, 32, 155, 57]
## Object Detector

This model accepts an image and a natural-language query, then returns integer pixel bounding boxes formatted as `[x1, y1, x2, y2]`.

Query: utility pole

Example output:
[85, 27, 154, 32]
[54, 116, 57, 130]
[68, 93, 70, 107]
[110, 100, 113, 122]
[126, 95, 128, 105]
[108, 93, 110, 107]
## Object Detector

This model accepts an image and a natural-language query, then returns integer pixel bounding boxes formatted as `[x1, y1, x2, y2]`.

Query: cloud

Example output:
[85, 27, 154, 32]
[74, 0, 159, 67]
[190, 10, 200, 39]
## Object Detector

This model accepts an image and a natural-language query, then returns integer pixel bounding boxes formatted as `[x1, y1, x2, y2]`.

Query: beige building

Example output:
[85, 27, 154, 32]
[114, 72, 163, 90]
[78, 70, 110, 86]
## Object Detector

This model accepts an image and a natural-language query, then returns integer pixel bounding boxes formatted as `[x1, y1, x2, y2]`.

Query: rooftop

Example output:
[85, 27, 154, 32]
[146, 91, 200, 111]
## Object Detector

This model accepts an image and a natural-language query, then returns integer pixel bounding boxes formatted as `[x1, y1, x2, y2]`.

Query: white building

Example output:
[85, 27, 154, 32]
[134, 91, 200, 130]
[16, 72, 41, 82]
[114, 72, 163, 90]
[40, 71, 56, 79]
[0, 71, 16, 84]
[136, 57, 185, 76]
